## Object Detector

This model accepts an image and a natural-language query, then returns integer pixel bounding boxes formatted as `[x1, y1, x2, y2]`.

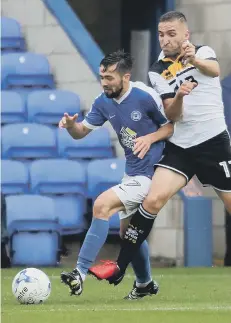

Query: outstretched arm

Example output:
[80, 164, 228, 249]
[59, 113, 92, 139]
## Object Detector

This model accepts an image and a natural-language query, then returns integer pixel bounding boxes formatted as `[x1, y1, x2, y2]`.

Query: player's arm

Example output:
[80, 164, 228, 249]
[182, 42, 220, 77]
[163, 81, 197, 122]
[59, 113, 92, 139]
[59, 97, 107, 139]
[148, 69, 196, 121]
[133, 122, 174, 159]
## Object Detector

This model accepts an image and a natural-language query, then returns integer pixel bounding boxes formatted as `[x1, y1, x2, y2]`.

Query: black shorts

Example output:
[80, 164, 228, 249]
[156, 130, 231, 191]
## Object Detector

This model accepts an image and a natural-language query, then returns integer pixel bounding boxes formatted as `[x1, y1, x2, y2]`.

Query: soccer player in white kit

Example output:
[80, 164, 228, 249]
[89, 11, 231, 291]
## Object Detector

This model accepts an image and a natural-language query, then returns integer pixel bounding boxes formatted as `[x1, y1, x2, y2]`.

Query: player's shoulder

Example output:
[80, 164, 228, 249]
[92, 92, 105, 106]
[149, 59, 168, 75]
[131, 81, 161, 103]
[195, 45, 217, 59]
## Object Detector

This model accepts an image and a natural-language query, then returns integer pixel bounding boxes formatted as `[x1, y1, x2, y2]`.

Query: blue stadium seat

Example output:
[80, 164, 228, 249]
[30, 159, 87, 235]
[27, 89, 82, 124]
[1, 91, 26, 124]
[88, 158, 125, 234]
[87, 158, 125, 198]
[9, 220, 61, 266]
[2, 123, 57, 159]
[52, 196, 87, 235]
[1, 52, 54, 90]
[1, 17, 25, 53]
[1, 160, 29, 194]
[30, 159, 87, 195]
[6, 195, 61, 266]
[58, 127, 113, 159]
[6, 195, 58, 226]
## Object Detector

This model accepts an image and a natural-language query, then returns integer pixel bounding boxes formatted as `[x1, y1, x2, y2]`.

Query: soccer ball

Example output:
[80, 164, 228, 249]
[12, 268, 51, 304]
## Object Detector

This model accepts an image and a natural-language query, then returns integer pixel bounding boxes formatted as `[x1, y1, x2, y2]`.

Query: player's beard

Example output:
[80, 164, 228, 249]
[104, 82, 123, 99]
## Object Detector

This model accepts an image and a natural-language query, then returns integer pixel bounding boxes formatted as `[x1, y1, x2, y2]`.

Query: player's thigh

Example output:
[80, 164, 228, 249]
[113, 175, 151, 217]
[215, 190, 231, 214]
[143, 166, 187, 212]
[93, 188, 125, 219]
[195, 130, 231, 193]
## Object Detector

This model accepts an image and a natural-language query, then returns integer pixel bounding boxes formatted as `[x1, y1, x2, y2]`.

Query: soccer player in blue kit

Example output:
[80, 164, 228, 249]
[59, 50, 195, 299]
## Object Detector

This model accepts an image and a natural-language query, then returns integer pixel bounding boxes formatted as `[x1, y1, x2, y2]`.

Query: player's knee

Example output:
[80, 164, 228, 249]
[93, 198, 110, 220]
[143, 193, 167, 214]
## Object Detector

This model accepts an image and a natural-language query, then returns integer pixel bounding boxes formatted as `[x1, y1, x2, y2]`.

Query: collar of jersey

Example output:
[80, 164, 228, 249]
[160, 54, 183, 63]
[113, 82, 133, 104]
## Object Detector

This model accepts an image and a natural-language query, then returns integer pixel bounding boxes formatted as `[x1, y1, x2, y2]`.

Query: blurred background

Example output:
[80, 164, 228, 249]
[1, 0, 231, 269]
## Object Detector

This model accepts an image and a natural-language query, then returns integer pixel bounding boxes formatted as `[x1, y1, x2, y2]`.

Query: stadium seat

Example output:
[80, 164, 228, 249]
[6, 195, 61, 266]
[58, 127, 113, 159]
[87, 158, 125, 198]
[52, 196, 87, 235]
[1, 123, 57, 159]
[30, 159, 87, 195]
[1, 160, 29, 194]
[87, 158, 125, 234]
[6, 195, 58, 226]
[9, 220, 61, 266]
[30, 159, 87, 235]
[1, 52, 54, 90]
[1, 91, 26, 124]
[27, 89, 82, 124]
[1, 17, 25, 53]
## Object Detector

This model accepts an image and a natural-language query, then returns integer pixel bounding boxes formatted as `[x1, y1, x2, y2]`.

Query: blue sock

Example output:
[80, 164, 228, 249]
[76, 218, 109, 278]
[131, 240, 152, 285]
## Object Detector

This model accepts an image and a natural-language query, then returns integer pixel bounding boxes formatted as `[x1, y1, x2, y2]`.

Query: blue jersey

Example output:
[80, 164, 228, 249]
[82, 81, 169, 178]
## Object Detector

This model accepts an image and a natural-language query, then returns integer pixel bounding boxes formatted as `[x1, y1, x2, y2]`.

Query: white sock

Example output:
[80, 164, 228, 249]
[136, 279, 152, 288]
[76, 267, 86, 281]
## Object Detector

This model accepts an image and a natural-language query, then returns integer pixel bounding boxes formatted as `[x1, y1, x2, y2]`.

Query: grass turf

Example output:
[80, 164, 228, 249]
[1, 267, 231, 323]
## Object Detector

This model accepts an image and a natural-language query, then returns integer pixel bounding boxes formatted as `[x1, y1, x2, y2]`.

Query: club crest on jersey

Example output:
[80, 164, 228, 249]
[131, 110, 142, 121]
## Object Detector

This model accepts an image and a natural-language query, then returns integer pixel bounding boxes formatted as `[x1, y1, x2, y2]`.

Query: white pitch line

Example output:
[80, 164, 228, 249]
[2, 274, 231, 280]
[2, 305, 231, 314]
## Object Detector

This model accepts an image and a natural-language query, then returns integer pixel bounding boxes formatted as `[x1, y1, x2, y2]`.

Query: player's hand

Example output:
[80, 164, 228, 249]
[59, 113, 78, 129]
[133, 135, 152, 159]
[181, 41, 196, 64]
[176, 81, 197, 98]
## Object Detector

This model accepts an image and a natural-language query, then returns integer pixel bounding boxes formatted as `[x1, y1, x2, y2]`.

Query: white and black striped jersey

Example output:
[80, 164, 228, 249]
[148, 45, 227, 148]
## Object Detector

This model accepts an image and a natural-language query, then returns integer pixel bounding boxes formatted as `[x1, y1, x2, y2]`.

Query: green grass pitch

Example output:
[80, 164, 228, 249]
[2, 267, 231, 323]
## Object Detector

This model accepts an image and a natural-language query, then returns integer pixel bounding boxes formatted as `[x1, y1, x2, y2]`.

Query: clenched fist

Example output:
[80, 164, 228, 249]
[59, 113, 78, 129]
[177, 81, 197, 98]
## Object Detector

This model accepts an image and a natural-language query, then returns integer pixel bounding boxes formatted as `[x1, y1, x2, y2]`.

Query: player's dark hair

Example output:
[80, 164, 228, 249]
[159, 11, 187, 23]
[100, 50, 133, 75]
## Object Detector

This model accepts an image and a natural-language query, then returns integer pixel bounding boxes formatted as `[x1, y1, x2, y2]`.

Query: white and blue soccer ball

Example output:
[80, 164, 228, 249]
[12, 268, 51, 304]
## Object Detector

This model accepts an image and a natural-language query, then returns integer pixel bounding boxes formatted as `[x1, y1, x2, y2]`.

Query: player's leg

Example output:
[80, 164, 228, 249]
[90, 168, 188, 285]
[215, 190, 231, 214]
[114, 167, 187, 279]
[194, 131, 231, 213]
[120, 217, 159, 300]
[89, 143, 194, 285]
[61, 188, 124, 295]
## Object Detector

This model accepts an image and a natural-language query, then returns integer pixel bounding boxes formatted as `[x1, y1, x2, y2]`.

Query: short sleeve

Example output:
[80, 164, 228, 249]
[196, 46, 217, 61]
[148, 71, 175, 100]
[146, 87, 170, 127]
[82, 97, 107, 129]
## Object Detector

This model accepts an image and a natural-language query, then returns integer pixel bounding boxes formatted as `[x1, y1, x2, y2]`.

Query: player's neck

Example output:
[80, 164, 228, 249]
[165, 53, 180, 61]
[116, 82, 131, 100]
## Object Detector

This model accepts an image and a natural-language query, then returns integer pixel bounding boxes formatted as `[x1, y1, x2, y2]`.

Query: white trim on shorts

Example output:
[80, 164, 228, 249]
[111, 175, 151, 219]
[155, 163, 189, 183]
[202, 184, 231, 193]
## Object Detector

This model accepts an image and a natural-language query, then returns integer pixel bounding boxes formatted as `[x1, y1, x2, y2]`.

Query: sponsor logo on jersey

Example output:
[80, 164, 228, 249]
[120, 127, 137, 149]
